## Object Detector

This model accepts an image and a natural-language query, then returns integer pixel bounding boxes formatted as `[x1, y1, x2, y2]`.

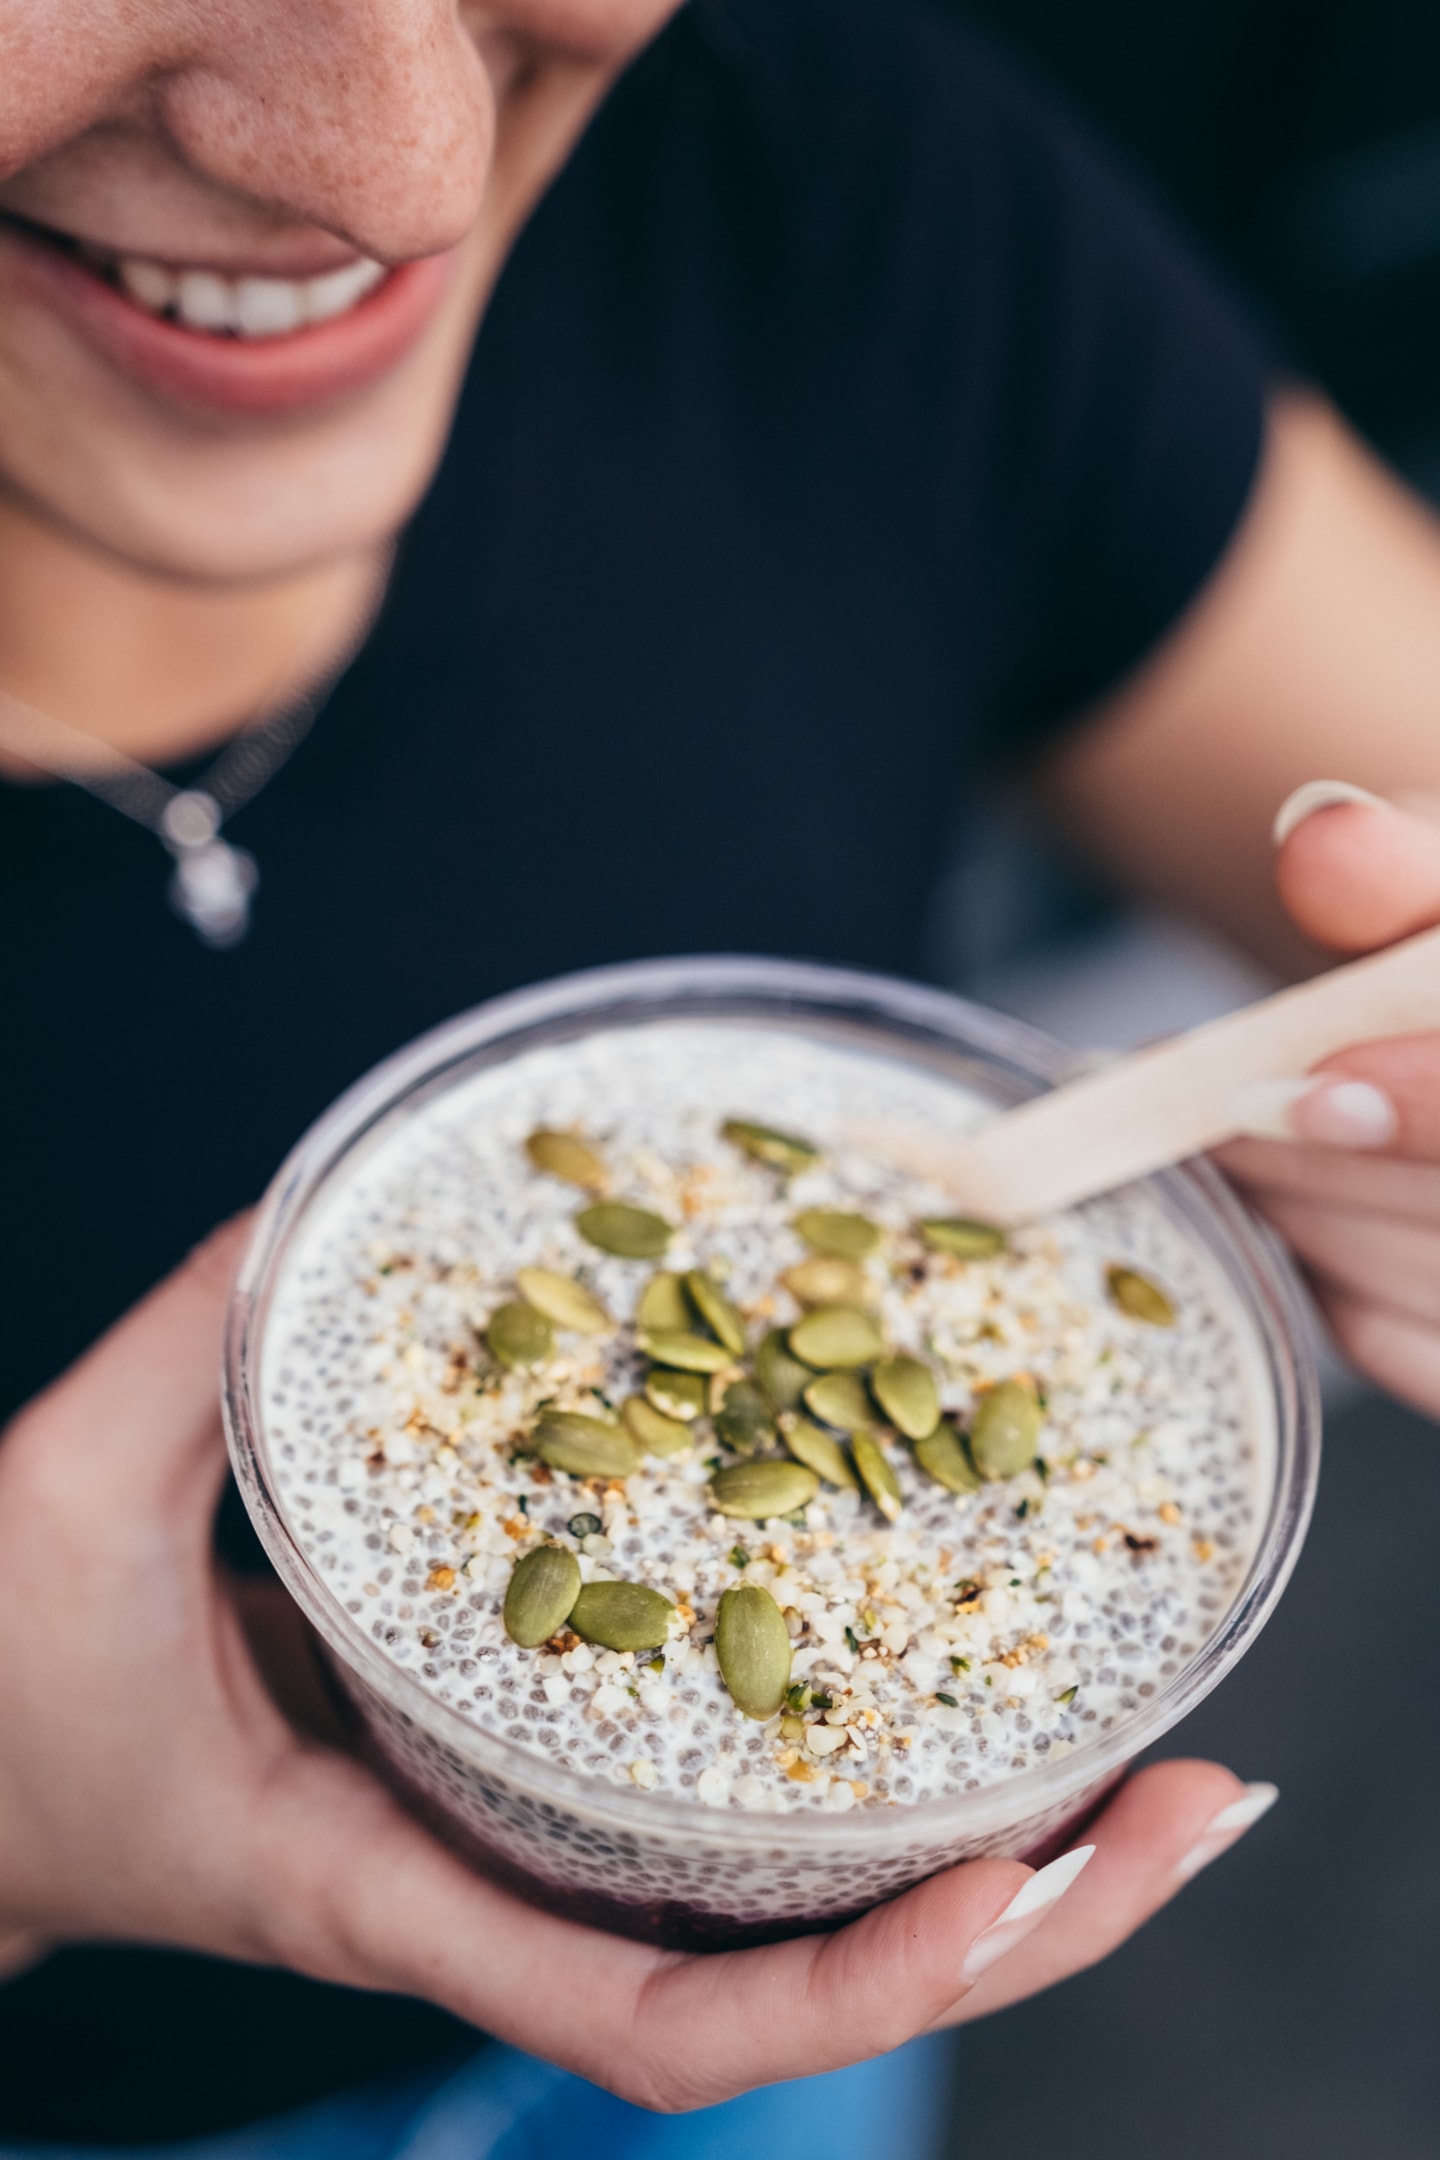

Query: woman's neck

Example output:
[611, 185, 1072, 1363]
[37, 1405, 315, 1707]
[0, 503, 386, 780]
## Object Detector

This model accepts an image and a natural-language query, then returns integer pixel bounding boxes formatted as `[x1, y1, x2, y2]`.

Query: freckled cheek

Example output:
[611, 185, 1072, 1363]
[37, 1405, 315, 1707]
[485, 0, 680, 63]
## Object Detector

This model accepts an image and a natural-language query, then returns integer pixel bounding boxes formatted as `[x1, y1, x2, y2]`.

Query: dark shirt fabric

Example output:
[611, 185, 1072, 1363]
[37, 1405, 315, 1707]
[0, 0, 1268, 2138]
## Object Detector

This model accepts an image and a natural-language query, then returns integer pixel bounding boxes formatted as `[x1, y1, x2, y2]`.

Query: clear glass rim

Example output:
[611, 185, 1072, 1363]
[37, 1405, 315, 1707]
[224, 954, 1322, 1852]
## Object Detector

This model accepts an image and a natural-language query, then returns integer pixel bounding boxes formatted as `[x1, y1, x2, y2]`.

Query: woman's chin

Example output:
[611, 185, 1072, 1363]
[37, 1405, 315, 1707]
[0, 229, 481, 585]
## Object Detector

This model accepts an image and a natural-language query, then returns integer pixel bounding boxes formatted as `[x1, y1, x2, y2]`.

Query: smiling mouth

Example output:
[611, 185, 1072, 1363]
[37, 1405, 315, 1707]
[6, 214, 393, 339]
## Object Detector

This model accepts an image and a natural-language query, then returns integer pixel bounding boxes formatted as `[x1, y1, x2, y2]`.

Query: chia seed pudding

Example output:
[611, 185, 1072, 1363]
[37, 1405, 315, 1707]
[261, 1018, 1273, 1824]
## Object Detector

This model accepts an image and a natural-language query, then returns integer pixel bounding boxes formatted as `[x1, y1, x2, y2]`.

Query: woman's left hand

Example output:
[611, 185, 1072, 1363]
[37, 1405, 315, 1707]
[1215, 789, 1440, 1419]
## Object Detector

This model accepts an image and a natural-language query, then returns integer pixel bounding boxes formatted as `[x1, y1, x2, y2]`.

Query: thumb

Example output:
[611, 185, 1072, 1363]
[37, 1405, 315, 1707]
[1275, 784, 1440, 952]
[3, 1216, 252, 1523]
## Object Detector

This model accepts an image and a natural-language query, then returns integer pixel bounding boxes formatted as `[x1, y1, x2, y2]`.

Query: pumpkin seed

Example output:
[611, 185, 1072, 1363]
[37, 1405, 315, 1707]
[503, 1543, 581, 1647]
[782, 1414, 859, 1489]
[575, 1202, 672, 1258]
[516, 1267, 610, 1335]
[721, 1118, 820, 1174]
[524, 1128, 606, 1189]
[709, 1459, 819, 1520]
[715, 1583, 793, 1719]
[802, 1370, 874, 1432]
[569, 1580, 675, 1653]
[789, 1305, 883, 1369]
[781, 1254, 875, 1308]
[620, 1395, 693, 1457]
[645, 1368, 707, 1422]
[684, 1268, 747, 1355]
[486, 1299, 554, 1369]
[913, 1420, 983, 1495]
[968, 1380, 1042, 1480]
[755, 1326, 814, 1412]
[713, 1378, 777, 1455]
[851, 1431, 903, 1521]
[793, 1207, 881, 1259]
[870, 1352, 940, 1441]
[919, 1217, 1006, 1259]
[640, 1328, 733, 1374]
[533, 1410, 640, 1479]
[636, 1270, 691, 1332]
[1106, 1265, 1178, 1327]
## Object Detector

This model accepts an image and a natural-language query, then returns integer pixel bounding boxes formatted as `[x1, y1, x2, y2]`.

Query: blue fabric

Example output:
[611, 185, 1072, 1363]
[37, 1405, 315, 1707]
[2, 2036, 950, 2160]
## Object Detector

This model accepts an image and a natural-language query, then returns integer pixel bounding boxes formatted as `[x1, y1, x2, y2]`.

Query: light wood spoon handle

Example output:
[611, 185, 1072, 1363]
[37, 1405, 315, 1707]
[848, 922, 1440, 1225]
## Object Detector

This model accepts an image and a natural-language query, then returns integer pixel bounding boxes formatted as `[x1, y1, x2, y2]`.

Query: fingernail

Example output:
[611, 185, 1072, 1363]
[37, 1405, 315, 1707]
[1293, 1078, 1398, 1149]
[959, 1845, 1095, 1986]
[1176, 1782, 1278, 1880]
[1272, 779, 1388, 848]
[1228, 1076, 1398, 1148]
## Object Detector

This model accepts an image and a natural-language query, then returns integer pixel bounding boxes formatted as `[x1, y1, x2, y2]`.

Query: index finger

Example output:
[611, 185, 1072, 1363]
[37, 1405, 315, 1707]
[1305, 1033, 1440, 1161]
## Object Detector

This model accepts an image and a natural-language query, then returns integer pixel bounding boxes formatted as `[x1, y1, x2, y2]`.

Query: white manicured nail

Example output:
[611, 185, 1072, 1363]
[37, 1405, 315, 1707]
[959, 1845, 1095, 1986]
[1272, 779, 1388, 848]
[1176, 1782, 1278, 1880]
[1295, 1078, 1398, 1148]
[1228, 1076, 1397, 1149]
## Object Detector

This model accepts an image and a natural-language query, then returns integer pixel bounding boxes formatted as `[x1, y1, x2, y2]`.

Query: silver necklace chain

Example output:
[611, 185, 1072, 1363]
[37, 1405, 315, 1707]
[0, 558, 387, 949]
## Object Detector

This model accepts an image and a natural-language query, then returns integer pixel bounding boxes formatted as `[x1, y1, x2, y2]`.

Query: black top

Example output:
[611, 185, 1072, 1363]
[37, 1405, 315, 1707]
[0, 0, 1267, 2137]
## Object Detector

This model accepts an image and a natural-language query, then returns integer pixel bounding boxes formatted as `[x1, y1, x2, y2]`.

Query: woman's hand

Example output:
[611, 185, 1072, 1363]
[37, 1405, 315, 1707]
[1215, 789, 1440, 1420]
[0, 1228, 1270, 2107]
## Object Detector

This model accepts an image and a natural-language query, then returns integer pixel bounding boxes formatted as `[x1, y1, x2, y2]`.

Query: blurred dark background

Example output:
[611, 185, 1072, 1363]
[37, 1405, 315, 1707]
[931, 7, 1440, 2155]
[960, 0, 1440, 497]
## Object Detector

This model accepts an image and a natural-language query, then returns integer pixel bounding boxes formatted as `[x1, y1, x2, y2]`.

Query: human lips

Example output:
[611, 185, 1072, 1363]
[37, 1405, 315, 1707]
[2, 217, 460, 416]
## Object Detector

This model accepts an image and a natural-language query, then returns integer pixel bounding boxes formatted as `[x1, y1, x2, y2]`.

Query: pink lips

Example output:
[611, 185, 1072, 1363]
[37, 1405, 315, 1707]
[8, 232, 459, 417]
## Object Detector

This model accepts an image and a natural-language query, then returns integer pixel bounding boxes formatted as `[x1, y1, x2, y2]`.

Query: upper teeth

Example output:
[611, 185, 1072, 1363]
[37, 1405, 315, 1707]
[117, 255, 387, 336]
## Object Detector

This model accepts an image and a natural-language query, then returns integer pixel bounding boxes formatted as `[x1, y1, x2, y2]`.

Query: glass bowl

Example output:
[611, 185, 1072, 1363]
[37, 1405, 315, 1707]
[224, 956, 1320, 1949]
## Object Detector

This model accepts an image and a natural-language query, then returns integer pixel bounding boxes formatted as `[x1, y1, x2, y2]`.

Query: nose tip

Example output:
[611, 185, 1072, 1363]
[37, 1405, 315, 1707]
[162, 4, 496, 264]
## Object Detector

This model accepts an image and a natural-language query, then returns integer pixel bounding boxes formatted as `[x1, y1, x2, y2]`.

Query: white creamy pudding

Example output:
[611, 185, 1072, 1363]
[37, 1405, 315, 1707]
[262, 1021, 1272, 1819]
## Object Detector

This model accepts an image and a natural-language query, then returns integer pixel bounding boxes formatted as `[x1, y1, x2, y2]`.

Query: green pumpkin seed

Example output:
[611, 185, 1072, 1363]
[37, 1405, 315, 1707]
[781, 1254, 875, 1308]
[802, 1370, 875, 1432]
[575, 1202, 673, 1259]
[645, 1368, 707, 1422]
[715, 1583, 793, 1719]
[486, 1299, 555, 1369]
[636, 1270, 691, 1332]
[713, 1378, 777, 1455]
[503, 1543, 582, 1647]
[641, 1328, 733, 1374]
[870, 1352, 940, 1441]
[919, 1217, 1006, 1260]
[533, 1410, 641, 1480]
[967, 1380, 1043, 1480]
[620, 1395, 693, 1457]
[755, 1326, 813, 1412]
[782, 1415, 859, 1489]
[852, 1431, 903, 1522]
[913, 1421, 983, 1495]
[569, 1580, 675, 1653]
[721, 1118, 820, 1174]
[793, 1208, 881, 1259]
[516, 1267, 611, 1335]
[684, 1268, 747, 1355]
[1106, 1265, 1178, 1327]
[525, 1128, 607, 1190]
[789, 1305, 883, 1370]
[709, 1459, 819, 1520]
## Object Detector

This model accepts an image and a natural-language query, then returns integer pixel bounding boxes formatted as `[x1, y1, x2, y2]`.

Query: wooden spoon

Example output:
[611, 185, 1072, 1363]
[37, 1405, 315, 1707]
[845, 922, 1440, 1225]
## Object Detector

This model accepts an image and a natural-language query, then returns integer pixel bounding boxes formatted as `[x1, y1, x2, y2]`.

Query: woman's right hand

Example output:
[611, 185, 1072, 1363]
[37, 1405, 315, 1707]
[0, 1228, 1269, 2109]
